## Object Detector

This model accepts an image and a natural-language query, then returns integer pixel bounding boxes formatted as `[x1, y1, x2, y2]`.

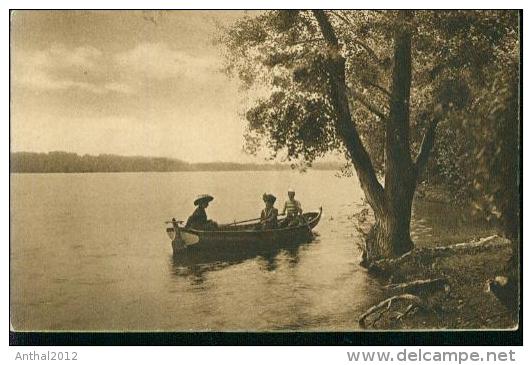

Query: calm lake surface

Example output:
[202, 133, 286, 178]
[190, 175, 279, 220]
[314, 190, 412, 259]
[10, 171, 477, 331]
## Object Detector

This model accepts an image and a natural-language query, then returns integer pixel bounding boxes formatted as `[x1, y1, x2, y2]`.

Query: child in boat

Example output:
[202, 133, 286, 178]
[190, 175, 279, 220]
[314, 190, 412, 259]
[185, 194, 218, 230]
[281, 188, 303, 227]
[259, 193, 278, 230]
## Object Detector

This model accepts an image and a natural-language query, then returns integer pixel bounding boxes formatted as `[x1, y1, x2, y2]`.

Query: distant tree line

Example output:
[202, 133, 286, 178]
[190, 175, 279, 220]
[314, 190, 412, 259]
[10, 151, 343, 173]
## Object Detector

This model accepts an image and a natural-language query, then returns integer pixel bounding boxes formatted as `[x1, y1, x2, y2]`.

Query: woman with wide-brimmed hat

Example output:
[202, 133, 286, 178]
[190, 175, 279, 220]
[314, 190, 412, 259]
[185, 194, 218, 230]
[258, 193, 278, 230]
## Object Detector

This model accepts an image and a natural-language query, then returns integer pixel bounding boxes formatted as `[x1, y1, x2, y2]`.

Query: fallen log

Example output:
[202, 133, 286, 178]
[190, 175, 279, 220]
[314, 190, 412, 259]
[358, 294, 425, 327]
[430, 235, 511, 252]
[384, 278, 448, 295]
[368, 235, 511, 276]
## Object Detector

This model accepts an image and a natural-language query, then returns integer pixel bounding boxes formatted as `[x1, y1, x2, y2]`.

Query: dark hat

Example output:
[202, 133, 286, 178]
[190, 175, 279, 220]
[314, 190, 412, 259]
[262, 193, 276, 204]
[194, 194, 214, 206]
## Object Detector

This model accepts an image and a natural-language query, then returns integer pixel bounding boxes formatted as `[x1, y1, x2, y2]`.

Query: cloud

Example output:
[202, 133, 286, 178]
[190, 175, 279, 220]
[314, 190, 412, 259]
[113, 42, 218, 81]
[47, 44, 103, 69]
[102, 81, 135, 94]
[12, 44, 107, 93]
[12, 42, 220, 95]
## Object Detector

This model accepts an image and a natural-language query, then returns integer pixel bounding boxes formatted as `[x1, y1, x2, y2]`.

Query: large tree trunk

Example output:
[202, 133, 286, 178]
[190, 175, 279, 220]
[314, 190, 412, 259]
[370, 182, 416, 259]
[314, 11, 422, 262]
[367, 12, 416, 261]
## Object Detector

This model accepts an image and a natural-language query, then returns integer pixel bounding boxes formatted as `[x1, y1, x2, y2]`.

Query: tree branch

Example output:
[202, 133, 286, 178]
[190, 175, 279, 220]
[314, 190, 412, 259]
[330, 12, 383, 67]
[414, 120, 439, 177]
[364, 80, 392, 98]
[288, 37, 325, 46]
[384, 278, 448, 295]
[312, 10, 386, 215]
[352, 39, 382, 67]
[358, 294, 425, 327]
[330, 10, 352, 26]
[414, 104, 444, 177]
[350, 90, 388, 121]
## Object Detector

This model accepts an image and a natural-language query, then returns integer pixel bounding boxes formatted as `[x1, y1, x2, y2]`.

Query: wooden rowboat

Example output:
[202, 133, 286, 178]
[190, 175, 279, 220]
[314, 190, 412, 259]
[166, 207, 322, 255]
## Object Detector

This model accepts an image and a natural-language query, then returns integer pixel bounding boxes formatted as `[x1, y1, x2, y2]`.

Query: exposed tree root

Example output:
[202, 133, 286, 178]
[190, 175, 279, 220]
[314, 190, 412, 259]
[395, 304, 417, 320]
[357, 235, 515, 329]
[359, 278, 449, 328]
[358, 294, 425, 327]
[384, 278, 448, 295]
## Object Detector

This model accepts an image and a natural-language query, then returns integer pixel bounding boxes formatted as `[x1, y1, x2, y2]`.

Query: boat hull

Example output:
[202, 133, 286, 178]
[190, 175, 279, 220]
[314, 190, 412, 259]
[167, 208, 322, 255]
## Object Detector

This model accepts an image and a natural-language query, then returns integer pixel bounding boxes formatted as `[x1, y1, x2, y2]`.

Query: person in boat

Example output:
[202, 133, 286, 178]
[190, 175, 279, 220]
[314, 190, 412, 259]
[185, 194, 218, 230]
[258, 193, 278, 230]
[281, 188, 304, 227]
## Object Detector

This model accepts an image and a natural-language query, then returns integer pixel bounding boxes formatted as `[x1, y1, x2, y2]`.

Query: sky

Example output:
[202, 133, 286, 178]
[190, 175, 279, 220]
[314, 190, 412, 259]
[10, 10, 266, 163]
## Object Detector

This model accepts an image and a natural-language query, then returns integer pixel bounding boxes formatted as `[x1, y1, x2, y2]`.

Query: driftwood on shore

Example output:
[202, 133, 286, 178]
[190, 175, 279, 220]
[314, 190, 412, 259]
[359, 278, 448, 327]
[359, 235, 512, 328]
[384, 278, 449, 295]
[358, 294, 425, 327]
[367, 235, 510, 276]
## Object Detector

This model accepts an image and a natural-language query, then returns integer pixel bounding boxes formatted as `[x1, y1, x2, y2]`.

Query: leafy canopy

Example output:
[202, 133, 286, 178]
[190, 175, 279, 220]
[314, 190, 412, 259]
[221, 10, 518, 174]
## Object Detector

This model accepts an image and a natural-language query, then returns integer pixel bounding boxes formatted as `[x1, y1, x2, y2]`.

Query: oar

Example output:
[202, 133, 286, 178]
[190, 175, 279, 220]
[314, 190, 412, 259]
[164, 217, 266, 226]
[220, 213, 287, 227]
[165, 214, 287, 227]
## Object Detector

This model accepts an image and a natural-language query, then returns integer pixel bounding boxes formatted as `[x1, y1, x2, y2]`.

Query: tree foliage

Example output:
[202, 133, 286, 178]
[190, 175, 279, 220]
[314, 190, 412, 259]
[472, 68, 519, 240]
[419, 14, 520, 239]
[221, 10, 519, 260]
[221, 10, 518, 171]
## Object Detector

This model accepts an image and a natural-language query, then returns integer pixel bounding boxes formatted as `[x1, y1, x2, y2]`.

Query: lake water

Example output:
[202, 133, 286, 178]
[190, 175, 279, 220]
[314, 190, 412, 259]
[10, 171, 476, 331]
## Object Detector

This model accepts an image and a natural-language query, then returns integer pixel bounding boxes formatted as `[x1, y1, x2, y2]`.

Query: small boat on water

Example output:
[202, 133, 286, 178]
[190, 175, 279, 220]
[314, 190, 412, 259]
[166, 208, 322, 255]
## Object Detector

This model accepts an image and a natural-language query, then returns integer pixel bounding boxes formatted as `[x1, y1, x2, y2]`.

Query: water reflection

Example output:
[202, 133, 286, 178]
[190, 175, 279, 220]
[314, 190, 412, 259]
[170, 239, 316, 280]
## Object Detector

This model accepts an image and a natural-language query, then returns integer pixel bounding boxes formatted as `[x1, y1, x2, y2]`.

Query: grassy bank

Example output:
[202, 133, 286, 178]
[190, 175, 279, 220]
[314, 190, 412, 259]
[374, 237, 516, 330]
[358, 196, 518, 330]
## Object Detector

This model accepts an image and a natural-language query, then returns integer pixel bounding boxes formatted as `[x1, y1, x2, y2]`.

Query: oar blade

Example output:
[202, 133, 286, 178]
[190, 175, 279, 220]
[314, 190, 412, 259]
[166, 227, 176, 241]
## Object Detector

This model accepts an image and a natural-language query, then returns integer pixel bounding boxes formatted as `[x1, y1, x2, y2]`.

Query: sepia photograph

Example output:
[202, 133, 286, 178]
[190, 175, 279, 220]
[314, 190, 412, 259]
[9, 9, 521, 342]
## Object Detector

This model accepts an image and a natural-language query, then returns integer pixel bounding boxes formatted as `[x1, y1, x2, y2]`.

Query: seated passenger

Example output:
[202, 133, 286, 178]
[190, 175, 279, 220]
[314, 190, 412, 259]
[185, 194, 218, 230]
[281, 188, 303, 227]
[259, 193, 278, 230]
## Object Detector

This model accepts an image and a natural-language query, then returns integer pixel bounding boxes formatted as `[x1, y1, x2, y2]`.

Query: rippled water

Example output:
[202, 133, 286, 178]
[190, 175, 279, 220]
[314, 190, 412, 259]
[10, 171, 478, 331]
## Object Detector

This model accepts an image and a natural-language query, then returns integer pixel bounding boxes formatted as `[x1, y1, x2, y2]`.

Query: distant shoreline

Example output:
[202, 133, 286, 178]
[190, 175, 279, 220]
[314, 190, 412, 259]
[10, 151, 343, 173]
[9, 169, 341, 174]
